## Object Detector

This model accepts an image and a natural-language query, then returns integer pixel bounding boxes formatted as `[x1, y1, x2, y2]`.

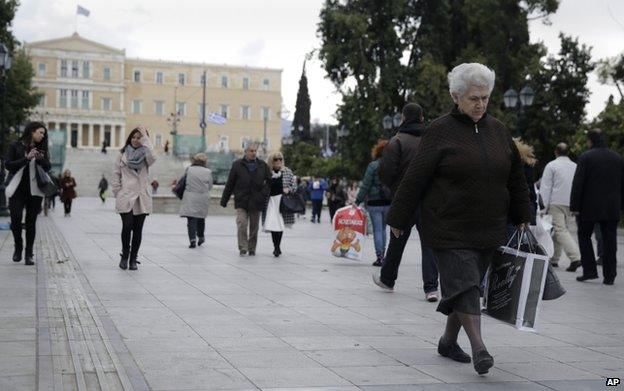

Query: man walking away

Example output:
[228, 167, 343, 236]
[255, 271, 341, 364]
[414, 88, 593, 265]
[571, 129, 624, 285]
[539, 143, 581, 271]
[220, 143, 271, 256]
[375, 103, 439, 302]
[98, 175, 108, 204]
[308, 175, 328, 223]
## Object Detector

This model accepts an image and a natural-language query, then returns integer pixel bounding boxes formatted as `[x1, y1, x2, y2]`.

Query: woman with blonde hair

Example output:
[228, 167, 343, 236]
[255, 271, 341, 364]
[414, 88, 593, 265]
[180, 153, 213, 248]
[513, 138, 538, 225]
[263, 151, 296, 257]
[59, 169, 77, 217]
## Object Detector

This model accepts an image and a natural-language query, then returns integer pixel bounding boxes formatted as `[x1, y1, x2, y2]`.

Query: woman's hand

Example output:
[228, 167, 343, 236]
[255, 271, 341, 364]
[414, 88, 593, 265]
[390, 227, 404, 238]
[517, 222, 530, 231]
[137, 125, 149, 138]
[283, 188, 290, 194]
[26, 149, 39, 160]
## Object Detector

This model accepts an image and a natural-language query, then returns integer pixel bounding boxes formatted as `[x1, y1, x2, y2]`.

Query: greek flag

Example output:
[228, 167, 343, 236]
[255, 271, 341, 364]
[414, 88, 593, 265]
[77, 5, 90, 17]
[207, 112, 227, 125]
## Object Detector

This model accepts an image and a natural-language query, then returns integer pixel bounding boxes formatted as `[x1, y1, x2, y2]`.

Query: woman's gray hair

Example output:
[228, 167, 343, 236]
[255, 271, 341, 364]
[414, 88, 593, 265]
[448, 63, 496, 96]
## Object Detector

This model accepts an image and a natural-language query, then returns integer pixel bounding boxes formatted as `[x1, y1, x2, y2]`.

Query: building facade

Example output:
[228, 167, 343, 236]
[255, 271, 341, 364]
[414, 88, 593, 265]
[25, 33, 283, 154]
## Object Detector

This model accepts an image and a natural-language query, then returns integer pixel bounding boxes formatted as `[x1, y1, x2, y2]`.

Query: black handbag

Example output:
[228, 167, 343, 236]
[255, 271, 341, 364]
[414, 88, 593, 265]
[35, 165, 59, 197]
[172, 174, 186, 199]
[280, 193, 306, 214]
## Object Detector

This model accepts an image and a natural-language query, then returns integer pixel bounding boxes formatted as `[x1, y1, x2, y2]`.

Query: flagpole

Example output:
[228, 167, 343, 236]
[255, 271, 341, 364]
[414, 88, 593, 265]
[74, 5, 77, 33]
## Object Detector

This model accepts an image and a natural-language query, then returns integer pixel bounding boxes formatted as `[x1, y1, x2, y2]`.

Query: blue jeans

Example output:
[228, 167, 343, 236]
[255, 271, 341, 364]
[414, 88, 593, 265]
[367, 205, 390, 255]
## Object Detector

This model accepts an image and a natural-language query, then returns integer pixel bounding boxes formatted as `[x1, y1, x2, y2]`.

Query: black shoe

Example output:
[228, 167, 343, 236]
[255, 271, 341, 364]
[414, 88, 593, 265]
[12, 248, 22, 262]
[566, 261, 581, 272]
[596, 257, 603, 266]
[240, 250, 247, 256]
[576, 274, 599, 282]
[189, 240, 196, 249]
[24, 254, 34, 266]
[249, 250, 256, 256]
[551, 262, 558, 268]
[273, 248, 280, 257]
[473, 349, 494, 374]
[438, 337, 471, 363]
[129, 255, 138, 270]
[604, 278, 614, 285]
[119, 253, 128, 270]
[198, 237, 205, 246]
[372, 259, 382, 267]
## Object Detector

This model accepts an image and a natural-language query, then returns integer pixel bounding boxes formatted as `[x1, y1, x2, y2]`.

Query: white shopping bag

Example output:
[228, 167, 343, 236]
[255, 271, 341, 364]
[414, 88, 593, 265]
[529, 214, 554, 258]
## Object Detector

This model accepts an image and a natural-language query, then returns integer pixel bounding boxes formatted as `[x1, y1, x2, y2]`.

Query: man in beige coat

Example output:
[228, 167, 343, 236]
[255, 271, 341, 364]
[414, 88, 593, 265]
[111, 125, 156, 270]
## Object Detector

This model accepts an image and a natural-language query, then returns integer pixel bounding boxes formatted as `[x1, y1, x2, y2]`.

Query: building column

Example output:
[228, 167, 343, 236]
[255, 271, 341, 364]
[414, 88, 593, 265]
[120, 125, 125, 147]
[64, 123, 71, 148]
[110, 125, 116, 148]
[76, 122, 83, 148]
[99, 124, 105, 148]
[88, 123, 94, 147]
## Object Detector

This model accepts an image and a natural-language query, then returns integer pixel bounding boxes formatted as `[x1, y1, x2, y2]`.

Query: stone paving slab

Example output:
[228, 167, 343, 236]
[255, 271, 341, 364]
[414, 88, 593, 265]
[1, 197, 623, 390]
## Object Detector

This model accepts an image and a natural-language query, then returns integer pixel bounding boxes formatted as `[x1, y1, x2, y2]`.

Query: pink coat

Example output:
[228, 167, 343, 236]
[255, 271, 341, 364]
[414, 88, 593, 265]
[111, 136, 156, 214]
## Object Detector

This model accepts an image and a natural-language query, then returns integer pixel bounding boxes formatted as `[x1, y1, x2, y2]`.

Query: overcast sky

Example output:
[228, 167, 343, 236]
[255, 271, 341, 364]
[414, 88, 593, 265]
[12, 0, 624, 124]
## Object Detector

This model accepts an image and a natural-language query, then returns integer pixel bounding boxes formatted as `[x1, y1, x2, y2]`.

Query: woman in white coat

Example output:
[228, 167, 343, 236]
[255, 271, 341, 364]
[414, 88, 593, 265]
[263, 152, 296, 257]
[111, 125, 156, 270]
[180, 153, 213, 248]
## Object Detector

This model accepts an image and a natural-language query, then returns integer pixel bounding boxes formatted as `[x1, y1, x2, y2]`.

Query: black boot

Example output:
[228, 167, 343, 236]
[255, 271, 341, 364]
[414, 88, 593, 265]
[189, 240, 196, 248]
[12, 246, 22, 262]
[129, 253, 138, 270]
[197, 237, 205, 246]
[24, 253, 34, 266]
[273, 247, 280, 257]
[119, 252, 129, 270]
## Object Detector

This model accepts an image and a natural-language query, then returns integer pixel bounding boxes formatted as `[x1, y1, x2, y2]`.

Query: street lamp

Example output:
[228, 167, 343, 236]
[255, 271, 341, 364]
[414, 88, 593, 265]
[382, 112, 402, 138]
[504, 85, 534, 136]
[0, 43, 12, 217]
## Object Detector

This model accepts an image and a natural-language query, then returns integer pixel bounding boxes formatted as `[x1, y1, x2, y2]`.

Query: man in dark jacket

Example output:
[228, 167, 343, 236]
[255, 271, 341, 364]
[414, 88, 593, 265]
[570, 129, 624, 285]
[375, 103, 439, 301]
[220, 143, 271, 256]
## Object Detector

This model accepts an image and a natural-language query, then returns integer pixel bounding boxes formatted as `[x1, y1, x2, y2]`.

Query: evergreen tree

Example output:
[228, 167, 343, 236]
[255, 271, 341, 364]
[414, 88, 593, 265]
[292, 61, 311, 141]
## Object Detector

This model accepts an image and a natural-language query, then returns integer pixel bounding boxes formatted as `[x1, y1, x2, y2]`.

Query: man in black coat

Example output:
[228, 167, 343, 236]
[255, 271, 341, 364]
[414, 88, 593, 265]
[375, 103, 439, 301]
[571, 129, 624, 285]
[220, 143, 271, 256]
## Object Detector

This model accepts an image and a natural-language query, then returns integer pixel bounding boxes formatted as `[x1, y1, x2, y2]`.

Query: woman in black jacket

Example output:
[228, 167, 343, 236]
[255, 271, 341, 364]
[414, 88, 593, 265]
[386, 63, 531, 375]
[4, 122, 51, 265]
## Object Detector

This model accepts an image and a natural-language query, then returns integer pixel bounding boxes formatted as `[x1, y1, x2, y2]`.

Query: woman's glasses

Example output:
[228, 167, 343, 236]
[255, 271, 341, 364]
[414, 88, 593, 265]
[273, 157, 283, 161]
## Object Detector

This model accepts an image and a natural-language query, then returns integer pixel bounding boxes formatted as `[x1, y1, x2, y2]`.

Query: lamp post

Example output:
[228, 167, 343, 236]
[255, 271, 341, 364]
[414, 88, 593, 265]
[382, 112, 402, 138]
[0, 43, 12, 217]
[503, 85, 535, 136]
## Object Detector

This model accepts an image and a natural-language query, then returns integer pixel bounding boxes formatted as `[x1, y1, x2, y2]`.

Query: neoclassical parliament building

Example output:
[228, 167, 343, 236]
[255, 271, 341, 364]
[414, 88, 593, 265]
[25, 33, 283, 153]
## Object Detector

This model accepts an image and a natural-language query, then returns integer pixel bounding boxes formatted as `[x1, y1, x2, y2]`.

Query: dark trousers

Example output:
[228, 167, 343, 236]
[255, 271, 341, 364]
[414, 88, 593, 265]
[9, 195, 43, 256]
[187, 217, 205, 241]
[99, 190, 106, 203]
[120, 213, 147, 258]
[63, 200, 73, 215]
[311, 200, 323, 222]
[380, 210, 439, 293]
[594, 223, 604, 259]
[329, 200, 344, 222]
[577, 220, 617, 282]
[271, 231, 283, 250]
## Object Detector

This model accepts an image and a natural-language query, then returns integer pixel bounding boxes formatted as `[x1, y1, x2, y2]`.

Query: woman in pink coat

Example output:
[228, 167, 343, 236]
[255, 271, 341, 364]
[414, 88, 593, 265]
[111, 125, 156, 270]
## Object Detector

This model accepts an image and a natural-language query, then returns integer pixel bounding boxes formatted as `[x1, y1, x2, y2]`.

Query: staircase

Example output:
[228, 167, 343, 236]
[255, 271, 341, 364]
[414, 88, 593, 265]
[62, 148, 188, 196]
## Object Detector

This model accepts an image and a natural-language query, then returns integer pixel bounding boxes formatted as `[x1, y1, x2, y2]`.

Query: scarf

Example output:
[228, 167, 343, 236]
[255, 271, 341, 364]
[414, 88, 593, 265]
[126, 146, 148, 171]
[271, 170, 282, 179]
[243, 158, 258, 173]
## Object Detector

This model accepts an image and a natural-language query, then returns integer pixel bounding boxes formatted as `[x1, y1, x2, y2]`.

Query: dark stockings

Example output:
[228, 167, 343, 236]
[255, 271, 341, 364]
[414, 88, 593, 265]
[120, 213, 147, 259]
[271, 231, 283, 252]
[443, 311, 485, 355]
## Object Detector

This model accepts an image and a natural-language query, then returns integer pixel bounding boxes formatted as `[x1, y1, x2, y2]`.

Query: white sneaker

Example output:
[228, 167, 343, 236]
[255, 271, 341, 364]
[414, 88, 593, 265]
[372, 273, 394, 292]
[426, 291, 439, 302]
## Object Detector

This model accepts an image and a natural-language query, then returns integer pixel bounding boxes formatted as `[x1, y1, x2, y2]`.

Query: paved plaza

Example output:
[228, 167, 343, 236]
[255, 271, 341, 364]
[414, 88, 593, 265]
[0, 197, 623, 390]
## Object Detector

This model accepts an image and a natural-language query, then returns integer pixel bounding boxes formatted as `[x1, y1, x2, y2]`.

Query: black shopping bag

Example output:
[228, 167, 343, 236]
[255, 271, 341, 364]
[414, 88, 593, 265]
[483, 229, 549, 332]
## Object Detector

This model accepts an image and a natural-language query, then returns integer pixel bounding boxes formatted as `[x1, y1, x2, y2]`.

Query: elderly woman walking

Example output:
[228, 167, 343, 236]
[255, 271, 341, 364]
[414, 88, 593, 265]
[263, 152, 297, 257]
[386, 63, 531, 374]
[59, 170, 77, 217]
[180, 153, 213, 248]
[112, 125, 156, 270]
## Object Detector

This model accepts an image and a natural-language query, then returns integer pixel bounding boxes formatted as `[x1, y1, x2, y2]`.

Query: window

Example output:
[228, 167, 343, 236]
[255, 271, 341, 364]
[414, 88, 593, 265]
[176, 102, 187, 116]
[38, 63, 46, 77]
[60, 60, 68, 77]
[178, 73, 186, 85]
[81, 91, 90, 109]
[220, 104, 229, 118]
[219, 136, 229, 150]
[242, 77, 249, 90]
[82, 61, 90, 78]
[133, 70, 141, 83]
[155, 134, 163, 148]
[103, 67, 111, 81]
[132, 100, 142, 114]
[102, 98, 112, 111]
[156, 71, 164, 84]
[59, 89, 68, 108]
[71, 60, 79, 78]
[241, 105, 250, 120]
[38, 94, 46, 107]
[155, 101, 165, 116]
[261, 106, 270, 120]
[221, 75, 228, 88]
[70, 90, 79, 108]
[262, 78, 270, 91]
